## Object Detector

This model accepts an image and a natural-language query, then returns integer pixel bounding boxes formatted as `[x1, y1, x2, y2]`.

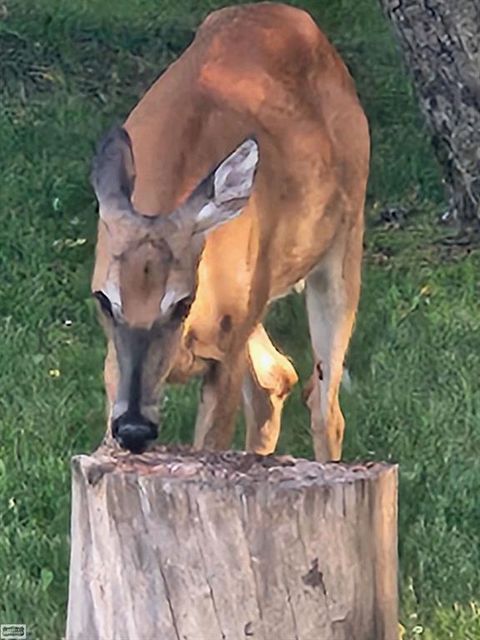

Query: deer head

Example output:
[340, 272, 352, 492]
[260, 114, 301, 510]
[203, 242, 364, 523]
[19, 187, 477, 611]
[90, 126, 259, 452]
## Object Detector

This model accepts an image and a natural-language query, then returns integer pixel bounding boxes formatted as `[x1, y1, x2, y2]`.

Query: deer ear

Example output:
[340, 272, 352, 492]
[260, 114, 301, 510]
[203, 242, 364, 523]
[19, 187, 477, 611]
[90, 126, 137, 220]
[191, 138, 259, 235]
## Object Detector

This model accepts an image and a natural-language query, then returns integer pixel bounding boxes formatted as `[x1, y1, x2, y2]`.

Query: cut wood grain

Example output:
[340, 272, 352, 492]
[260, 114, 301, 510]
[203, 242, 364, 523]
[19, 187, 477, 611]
[66, 448, 398, 640]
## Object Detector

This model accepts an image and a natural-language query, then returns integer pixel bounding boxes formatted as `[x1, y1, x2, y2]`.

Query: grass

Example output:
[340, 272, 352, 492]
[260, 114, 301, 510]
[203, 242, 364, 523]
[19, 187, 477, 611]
[0, 0, 479, 637]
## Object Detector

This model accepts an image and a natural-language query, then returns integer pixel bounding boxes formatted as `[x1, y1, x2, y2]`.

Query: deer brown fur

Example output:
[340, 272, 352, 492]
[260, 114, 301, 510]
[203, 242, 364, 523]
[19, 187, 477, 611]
[91, 3, 369, 460]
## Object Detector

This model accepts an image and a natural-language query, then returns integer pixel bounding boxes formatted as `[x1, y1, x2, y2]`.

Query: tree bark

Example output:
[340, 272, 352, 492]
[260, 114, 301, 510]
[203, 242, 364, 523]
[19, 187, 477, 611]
[66, 449, 398, 640]
[380, 0, 480, 228]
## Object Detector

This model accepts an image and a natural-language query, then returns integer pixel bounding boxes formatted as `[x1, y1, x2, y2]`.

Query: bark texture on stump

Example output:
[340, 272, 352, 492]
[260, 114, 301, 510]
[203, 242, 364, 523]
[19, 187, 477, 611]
[380, 0, 480, 227]
[66, 449, 398, 640]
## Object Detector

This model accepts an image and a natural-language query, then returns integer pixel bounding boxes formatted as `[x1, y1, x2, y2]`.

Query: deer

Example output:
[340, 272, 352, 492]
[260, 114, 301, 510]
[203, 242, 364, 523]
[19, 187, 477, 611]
[90, 2, 370, 461]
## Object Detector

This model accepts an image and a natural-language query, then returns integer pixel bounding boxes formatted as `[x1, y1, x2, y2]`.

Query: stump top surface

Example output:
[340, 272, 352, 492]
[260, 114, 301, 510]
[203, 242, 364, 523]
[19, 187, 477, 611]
[74, 446, 396, 489]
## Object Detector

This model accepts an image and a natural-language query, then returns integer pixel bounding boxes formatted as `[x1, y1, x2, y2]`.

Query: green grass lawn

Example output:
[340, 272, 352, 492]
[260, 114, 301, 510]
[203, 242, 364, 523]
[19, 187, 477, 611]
[1, 0, 479, 637]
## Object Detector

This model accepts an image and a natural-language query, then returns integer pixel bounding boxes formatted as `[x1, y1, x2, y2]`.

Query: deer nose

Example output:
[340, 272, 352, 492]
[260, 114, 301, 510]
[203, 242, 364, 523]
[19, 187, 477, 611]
[111, 413, 158, 454]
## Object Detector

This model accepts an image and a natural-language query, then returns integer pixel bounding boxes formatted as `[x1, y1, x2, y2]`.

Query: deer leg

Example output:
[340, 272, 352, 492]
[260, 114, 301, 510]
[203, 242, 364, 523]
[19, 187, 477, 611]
[194, 350, 247, 450]
[305, 221, 363, 462]
[101, 338, 119, 448]
[242, 325, 298, 455]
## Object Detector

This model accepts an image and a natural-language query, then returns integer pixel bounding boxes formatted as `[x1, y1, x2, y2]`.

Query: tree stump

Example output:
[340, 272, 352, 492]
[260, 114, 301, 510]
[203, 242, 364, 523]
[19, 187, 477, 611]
[66, 448, 398, 640]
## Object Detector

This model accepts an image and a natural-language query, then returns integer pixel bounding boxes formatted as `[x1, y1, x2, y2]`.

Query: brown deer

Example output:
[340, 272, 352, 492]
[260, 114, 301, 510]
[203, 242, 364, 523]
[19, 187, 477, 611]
[90, 2, 370, 461]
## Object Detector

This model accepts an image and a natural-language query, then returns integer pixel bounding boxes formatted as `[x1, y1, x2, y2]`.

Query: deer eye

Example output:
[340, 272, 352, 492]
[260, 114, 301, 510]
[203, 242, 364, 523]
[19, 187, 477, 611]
[172, 296, 193, 322]
[93, 291, 113, 318]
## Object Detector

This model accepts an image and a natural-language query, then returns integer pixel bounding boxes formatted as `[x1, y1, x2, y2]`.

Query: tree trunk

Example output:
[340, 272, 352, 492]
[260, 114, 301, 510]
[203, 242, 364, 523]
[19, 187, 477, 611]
[380, 0, 480, 228]
[66, 449, 398, 640]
